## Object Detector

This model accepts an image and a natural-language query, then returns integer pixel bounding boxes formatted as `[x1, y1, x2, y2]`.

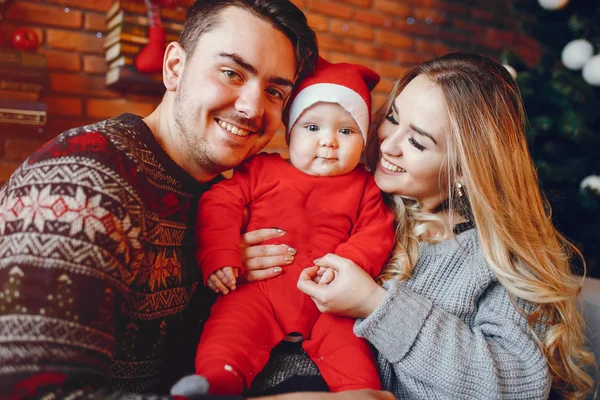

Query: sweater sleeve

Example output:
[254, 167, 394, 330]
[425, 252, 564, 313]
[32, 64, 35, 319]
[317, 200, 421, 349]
[354, 279, 551, 399]
[195, 157, 257, 282]
[334, 174, 395, 277]
[0, 157, 155, 399]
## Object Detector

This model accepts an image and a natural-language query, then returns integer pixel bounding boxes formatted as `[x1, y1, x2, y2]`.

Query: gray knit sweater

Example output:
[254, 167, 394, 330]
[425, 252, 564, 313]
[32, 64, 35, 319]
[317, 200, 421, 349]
[354, 228, 551, 399]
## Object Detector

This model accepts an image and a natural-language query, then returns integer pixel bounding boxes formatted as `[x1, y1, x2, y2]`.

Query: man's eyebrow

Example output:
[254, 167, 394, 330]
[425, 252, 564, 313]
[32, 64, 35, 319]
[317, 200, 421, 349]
[219, 52, 294, 88]
[392, 104, 438, 145]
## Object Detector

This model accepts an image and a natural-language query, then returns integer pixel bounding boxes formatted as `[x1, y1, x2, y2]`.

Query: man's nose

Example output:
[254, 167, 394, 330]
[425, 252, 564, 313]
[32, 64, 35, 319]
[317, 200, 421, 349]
[235, 84, 265, 119]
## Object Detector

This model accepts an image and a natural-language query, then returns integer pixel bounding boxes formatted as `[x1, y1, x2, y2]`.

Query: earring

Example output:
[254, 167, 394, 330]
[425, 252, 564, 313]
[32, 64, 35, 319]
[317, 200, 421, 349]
[455, 182, 464, 197]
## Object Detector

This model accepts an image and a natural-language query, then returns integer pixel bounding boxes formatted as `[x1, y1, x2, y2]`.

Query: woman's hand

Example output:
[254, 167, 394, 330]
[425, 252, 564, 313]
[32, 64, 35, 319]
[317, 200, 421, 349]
[238, 228, 296, 283]
[297, 253, 387, 319]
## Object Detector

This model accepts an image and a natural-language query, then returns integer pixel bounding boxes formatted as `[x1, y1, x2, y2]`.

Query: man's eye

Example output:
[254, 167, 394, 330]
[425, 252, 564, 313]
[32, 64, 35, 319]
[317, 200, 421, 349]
[223, 70, 240, 80]
[267, 88, 284, 99]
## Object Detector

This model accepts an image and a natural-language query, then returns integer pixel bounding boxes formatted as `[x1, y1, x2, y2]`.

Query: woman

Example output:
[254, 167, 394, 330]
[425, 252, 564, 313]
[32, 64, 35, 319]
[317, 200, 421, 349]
[291, 52, 596, 399]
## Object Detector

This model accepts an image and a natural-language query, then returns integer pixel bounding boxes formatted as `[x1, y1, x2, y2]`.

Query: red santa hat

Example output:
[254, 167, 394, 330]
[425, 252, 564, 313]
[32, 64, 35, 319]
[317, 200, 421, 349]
[284, 57, 380, 144]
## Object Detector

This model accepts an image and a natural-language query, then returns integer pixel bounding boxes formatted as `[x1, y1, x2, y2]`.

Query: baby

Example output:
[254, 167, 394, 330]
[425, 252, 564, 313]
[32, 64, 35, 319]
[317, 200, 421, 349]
[173, 58, 395, 396]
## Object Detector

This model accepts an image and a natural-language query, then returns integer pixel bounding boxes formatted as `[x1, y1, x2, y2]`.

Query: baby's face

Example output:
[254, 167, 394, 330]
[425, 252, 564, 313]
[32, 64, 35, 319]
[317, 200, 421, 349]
[288, 102, 364, 177]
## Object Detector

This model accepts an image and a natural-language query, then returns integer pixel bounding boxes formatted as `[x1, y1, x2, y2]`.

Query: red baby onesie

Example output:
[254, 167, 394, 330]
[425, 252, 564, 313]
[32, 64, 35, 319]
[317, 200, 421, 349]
[195, 153, 395, 393]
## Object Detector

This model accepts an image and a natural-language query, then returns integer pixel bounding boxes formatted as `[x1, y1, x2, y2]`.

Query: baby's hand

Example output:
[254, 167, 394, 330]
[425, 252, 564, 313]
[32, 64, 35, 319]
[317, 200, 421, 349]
[314, 266, 336, 285]
[207, 266, 239, 295]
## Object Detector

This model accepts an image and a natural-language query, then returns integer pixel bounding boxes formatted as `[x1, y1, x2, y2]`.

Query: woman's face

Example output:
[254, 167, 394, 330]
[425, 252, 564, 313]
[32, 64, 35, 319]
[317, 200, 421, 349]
[373, 74, 451, 212]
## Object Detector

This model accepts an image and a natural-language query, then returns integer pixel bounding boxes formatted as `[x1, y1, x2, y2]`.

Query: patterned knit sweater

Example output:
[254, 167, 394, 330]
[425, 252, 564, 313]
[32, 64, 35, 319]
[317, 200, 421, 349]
[354, 228, 552, 399]
[0, 114, 219, 398]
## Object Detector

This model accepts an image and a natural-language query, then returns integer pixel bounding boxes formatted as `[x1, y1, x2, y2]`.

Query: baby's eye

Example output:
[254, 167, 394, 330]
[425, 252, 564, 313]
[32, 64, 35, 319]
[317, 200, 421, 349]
[306, 125, 319, 132]
[340, 128, 353, 135]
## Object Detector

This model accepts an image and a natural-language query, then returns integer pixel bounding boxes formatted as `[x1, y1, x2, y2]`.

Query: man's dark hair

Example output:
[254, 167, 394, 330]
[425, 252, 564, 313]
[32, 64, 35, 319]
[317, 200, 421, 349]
[179, 0, 318, 81]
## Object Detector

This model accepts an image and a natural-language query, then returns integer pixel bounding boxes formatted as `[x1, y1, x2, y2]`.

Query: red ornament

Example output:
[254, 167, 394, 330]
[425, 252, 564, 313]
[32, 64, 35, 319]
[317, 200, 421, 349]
[11, 27, 40, 52]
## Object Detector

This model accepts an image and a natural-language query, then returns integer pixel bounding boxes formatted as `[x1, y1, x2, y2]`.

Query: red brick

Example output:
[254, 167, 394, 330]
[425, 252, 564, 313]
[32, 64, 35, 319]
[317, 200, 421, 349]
[354, 12, 394, 28]
[330, 19, 374, 41]
[308, 0, 354, 19]
[342, 0, 371, 7]
[373, 78, 395, 95]
[375, 30, 412, 49]
[6, 2, 82, 29]
[396, 51, 427, 66]
[50, 73, 119, 98]
[84, 12, 107, 32]
[353, 42, 395, 61]
[397, 0, 432, 6]
[46, 0, 113, 12]
[305, 12, 329, 32]
[329, 53, 375, 69]
[0, 162, 21, 183]
[4, 139, 46, 162]
[396, 21, 441, 38]
[435, 2, 469, 16]
[414, 8, 448, 25]
[415, 40, 452, 56]
[373, 0, 412, 16]
[470, 8, 494, 22]
[40, 49, 81, 72]
[83, 55, 108, 74]
[46, 29, 105, 54]
[43, 96, 83, 117]
[86, 99, 156, 119]
[317, 33, 353, 53]
[452, 19, 485, 38]
[374, 62, 408, 79]
[437, 30, 469, 44]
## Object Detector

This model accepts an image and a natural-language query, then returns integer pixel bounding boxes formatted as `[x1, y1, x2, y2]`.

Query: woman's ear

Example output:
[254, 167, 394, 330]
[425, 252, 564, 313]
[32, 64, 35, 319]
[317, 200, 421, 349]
[163, 41, 186, 92]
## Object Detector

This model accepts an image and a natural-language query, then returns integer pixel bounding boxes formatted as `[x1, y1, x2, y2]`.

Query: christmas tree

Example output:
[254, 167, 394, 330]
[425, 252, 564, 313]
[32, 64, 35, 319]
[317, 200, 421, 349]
[507, 0, 600, 277]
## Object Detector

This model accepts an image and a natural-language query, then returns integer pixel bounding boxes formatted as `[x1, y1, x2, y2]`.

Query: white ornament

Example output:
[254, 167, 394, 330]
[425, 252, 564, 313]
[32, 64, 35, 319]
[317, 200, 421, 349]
[537, 0, 569, 10]
[561, 39, 594, 70]
[580, 175, 600, 195]
[503, 64, 518, 79]
[582, 55, 600, 86]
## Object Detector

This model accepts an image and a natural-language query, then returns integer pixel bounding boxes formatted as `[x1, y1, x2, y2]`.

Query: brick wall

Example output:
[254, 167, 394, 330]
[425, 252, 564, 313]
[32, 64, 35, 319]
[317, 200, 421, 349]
[0, 0, 540, 182]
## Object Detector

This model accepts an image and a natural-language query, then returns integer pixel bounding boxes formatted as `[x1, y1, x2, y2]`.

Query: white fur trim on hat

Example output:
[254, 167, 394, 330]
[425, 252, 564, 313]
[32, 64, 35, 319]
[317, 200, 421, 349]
[287, 83, 369, 143]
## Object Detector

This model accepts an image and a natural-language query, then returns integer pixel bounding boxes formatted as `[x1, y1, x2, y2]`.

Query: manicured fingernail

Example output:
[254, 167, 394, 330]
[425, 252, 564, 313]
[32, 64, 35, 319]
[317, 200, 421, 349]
[287, 247, 297, 254]
[284, 255, 294, 261]
[273, 267, 282, 274]
[272, 227, 285, 233]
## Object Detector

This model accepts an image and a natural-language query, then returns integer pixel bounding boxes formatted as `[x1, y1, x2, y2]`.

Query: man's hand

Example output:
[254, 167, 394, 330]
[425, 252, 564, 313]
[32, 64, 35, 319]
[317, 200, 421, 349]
[207, 266, 239, 295]
[239, 228, 296, 283]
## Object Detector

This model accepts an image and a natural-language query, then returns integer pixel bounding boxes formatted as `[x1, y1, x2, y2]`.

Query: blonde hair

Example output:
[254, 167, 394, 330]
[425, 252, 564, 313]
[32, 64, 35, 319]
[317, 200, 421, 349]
[365, 52, 596, 399]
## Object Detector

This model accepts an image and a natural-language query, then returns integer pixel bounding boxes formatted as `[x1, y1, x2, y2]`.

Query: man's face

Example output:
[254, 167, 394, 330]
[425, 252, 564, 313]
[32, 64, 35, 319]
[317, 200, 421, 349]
[173, 6, 296, 177]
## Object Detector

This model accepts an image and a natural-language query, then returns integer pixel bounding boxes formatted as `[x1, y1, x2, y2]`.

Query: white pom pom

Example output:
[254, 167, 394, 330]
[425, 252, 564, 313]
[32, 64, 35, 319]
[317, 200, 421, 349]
[582, 55, 600, 86]
[580, 175, 600, 194]
[537, 0, 569, 10]
[503, 64, 518, 79]
[561, 39, 594, 70]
